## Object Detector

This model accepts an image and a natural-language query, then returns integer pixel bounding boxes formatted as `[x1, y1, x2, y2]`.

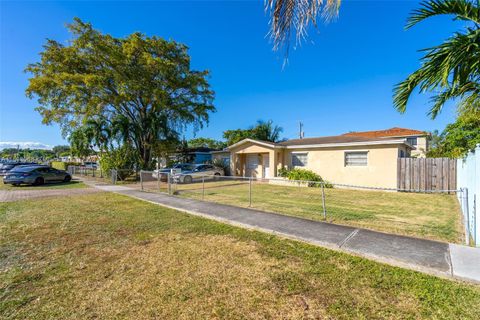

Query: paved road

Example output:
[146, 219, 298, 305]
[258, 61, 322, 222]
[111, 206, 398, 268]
[91, 183, 480, 284]
[0, 187, 100, 202]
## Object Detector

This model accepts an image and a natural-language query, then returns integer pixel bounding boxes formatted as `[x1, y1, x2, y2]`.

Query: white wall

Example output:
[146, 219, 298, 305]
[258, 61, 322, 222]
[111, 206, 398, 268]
[457, 145, 480, 247]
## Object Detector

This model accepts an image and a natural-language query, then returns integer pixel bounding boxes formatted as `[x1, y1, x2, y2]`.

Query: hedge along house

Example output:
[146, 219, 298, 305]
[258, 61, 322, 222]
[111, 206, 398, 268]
[218, 134, 414, 189]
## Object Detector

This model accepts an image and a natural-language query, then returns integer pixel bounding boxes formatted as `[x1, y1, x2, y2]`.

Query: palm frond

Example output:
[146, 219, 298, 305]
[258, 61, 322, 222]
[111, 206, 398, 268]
[393, 70, 426, 114]
[266, 0, 341, 53]
[428, 82, 477, 118]
[406, 0, 480, 29]
[394, 26, 480, 117]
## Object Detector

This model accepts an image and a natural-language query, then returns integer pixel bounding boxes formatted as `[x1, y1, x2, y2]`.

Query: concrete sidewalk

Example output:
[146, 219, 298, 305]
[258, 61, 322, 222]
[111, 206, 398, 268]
[93, 183, 480, 284]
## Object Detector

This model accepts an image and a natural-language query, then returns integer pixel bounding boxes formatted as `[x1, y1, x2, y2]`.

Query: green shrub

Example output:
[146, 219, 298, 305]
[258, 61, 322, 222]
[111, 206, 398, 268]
[280, 168, 333, 188]
[277, 167, 289, 177]
[99, 146, 137, 179]
[51, 161, 81, 171]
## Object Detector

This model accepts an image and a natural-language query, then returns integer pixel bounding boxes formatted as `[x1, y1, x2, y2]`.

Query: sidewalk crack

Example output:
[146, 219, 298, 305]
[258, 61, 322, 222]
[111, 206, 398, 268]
[338, 229, 359, 248]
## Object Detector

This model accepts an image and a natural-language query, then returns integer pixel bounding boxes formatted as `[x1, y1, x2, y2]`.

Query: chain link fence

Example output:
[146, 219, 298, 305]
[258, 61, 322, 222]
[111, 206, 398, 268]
[139, 170, 170, 194]
[137, 172, 469, 245]
[68, 166, 140, 185]
[70, 166, 471, 245]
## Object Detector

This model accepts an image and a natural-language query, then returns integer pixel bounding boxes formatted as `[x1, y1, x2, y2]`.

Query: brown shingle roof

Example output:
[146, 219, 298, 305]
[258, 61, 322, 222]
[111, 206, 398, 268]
[341, 127, 426, 138]
[278, 135, 393, 146]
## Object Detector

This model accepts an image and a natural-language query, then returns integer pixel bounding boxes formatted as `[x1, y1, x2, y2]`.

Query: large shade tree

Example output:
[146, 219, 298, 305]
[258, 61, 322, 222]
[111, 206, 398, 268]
[26, 18, 215, 169]
[393, 0, 480, 118]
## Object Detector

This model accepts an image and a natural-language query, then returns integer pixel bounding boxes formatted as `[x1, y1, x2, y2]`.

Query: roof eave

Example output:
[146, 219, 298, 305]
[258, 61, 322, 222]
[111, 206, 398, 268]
[226, 138, 281, 150]
[284, 139, 413, 149]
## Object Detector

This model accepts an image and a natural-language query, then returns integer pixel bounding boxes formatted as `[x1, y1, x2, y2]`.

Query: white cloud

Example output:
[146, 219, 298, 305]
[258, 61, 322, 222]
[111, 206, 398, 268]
[0, 141, 53, 150]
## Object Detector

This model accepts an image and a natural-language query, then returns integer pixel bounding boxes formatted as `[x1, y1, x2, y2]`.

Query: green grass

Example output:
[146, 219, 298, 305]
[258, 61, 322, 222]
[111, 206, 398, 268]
[1, 193, 479, 319]
[172, 180, 464, 243]
[0, 178, 87, 190]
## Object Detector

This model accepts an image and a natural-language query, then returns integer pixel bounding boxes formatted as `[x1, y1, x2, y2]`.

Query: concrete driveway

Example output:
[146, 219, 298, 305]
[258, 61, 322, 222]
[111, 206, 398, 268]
[0, 187, 100, 202]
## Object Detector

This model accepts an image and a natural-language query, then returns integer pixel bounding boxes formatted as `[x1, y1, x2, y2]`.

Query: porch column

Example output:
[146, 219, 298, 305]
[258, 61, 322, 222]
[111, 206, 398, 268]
[269, 150, 277, 177]
[230, 153, 237, 176]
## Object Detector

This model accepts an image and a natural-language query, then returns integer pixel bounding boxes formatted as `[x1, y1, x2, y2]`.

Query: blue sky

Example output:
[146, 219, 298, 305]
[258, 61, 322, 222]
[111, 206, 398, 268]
[0, 0, 462, 149]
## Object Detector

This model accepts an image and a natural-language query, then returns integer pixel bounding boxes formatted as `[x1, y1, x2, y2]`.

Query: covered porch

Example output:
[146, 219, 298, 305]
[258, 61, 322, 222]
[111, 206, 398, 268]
[228, 139, 284, 178]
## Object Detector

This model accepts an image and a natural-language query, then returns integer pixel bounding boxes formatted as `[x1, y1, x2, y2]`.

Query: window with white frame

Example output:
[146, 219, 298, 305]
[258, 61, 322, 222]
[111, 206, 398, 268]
[406, 137, 418, 146]
[345, 151, 368, 166]
[292, 153, 308, 167]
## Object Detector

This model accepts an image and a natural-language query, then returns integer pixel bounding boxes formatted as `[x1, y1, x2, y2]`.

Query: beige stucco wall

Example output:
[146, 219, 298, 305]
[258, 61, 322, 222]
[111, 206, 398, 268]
[229, 142, 279, 178]
[228, 141, 405, 188]
[411, 136, 428, 158]
[285, 145, 402, 188]
[229, 142, 273, 154]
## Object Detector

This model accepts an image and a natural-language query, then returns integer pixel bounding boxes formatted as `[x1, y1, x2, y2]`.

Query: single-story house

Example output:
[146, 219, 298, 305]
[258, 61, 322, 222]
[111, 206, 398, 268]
[213, 130, 420, 189]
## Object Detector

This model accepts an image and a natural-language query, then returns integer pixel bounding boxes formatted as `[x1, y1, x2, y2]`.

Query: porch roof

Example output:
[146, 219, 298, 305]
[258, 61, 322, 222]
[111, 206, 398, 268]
[226, 138, 280, 151]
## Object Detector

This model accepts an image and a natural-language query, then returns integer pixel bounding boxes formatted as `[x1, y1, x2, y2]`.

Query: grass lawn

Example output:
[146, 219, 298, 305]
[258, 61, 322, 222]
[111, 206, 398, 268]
[1, 193, 479, 319]
[171, 180, 464, 243]
[0, 178, 87, 190]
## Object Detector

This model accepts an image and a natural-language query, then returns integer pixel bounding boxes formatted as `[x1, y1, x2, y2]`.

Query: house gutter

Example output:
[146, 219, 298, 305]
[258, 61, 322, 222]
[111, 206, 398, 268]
[283, 139, 414, 150]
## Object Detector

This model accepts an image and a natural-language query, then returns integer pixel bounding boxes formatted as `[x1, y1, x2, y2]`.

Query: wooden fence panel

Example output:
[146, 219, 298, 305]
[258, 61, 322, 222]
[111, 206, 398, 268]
[397, 157, 456, 192]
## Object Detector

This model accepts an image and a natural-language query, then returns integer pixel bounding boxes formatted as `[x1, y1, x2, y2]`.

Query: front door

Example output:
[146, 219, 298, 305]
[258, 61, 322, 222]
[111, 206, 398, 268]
[263, 154, 270, 178]
[246, 154, 259, 177]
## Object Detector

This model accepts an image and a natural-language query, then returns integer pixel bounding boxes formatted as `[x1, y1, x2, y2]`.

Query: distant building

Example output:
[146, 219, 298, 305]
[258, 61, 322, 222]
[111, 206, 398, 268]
[342, 127, 429, 158]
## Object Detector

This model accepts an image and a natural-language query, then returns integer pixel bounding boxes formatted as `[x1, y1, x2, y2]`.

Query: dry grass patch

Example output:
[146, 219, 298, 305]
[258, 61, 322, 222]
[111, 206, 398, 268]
[1, 193, 479, 319]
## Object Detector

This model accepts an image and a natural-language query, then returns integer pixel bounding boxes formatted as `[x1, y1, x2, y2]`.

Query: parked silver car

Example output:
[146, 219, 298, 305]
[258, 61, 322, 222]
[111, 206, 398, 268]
[152, 163, 194, 181]
[3, 166, 72, 186]
[174, 164, 224, 183]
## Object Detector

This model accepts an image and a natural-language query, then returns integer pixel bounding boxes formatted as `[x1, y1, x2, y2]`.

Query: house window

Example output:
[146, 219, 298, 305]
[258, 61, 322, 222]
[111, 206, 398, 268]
[292, 153, 308, 167]
[399, 150, 405, 158]
[406, 137, 418, 146]
[345, 152, 368, 166]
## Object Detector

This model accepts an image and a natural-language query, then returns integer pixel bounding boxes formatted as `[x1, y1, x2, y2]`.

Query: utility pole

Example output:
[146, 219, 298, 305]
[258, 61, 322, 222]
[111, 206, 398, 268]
[299, 122, 304, 139]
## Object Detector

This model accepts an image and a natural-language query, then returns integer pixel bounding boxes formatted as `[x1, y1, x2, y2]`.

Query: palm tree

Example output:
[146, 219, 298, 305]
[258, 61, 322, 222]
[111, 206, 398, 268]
[393, 0, 480, 118]
[253, 120, 284, 142]
[266, 0, 341, 53]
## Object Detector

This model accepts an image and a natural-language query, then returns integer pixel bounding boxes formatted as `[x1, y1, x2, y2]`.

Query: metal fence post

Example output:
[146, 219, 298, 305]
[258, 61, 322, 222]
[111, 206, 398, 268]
[202, 175, 205, 200]
[464, 188, 470, 245]
[321, 181, 327, 220]
[249, 177, 252, 207]
[474, 194, 477, 246]
[111, 169, 117, 184]
[167, 173, 171, 195]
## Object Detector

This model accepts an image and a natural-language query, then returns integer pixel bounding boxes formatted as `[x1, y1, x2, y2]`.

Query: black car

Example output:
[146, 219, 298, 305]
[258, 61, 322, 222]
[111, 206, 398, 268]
[0, 162, 38, 176]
